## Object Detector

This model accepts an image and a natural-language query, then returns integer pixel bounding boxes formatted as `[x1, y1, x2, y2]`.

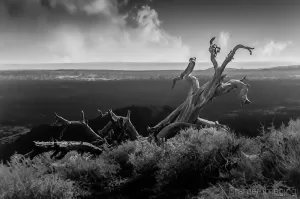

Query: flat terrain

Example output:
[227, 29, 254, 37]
[0, 77, 300, 136]
[1, 65, 300, 81]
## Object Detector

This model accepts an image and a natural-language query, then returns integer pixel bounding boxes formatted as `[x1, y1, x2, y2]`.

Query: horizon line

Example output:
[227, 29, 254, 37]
[0, 66, 299, 72]
[0, 60, 298, 65]
[0, 61, 299, 71]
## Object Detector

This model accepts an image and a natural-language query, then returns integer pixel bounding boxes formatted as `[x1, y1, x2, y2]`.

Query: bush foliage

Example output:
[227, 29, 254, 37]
[1, 119, 300, 199]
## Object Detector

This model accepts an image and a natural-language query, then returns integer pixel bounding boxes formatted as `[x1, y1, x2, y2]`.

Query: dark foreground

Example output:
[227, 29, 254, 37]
[0, 120, 300, 199]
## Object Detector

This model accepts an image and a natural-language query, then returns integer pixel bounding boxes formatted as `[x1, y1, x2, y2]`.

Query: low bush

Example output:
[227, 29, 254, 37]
[0, 119, 299, 199]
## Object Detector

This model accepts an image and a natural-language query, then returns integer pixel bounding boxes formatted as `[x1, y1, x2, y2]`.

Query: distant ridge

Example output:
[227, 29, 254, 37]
[1, 66, 299, 72]
[1, 61, 299, 71]
[262, 65, 300, 70]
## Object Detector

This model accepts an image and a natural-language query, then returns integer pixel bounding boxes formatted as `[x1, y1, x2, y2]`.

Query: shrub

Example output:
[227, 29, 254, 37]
[0, 155, 79, 199]
[1, 118, 300, 199]
[154, 127, 240, 192]
[129, 139, 163, 174]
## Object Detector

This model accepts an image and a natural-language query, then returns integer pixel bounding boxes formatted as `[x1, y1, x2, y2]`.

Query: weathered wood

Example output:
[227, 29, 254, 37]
[100, 110, 140, 142]
[51, 110, 140, 145]
[52, 112, 71, 126]
[196, 117, 229, 130]
[26, 141, 103, 159]
[148, 37, 254, 138]
[52, 111, 103, 141]
[212, 77, 251, 106]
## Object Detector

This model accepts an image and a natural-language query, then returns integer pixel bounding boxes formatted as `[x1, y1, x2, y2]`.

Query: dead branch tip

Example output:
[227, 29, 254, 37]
[97, 109, 103, 116]
[81, 110, 85, 123]
[127, 110, 131, 119]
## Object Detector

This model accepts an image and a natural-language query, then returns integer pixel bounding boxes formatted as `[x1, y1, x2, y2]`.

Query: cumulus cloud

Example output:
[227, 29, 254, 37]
[196, 32, 294, 64]
[0, 0, 190, 63]
[260, 40, 292, 56]
[240, 40, 294, 62]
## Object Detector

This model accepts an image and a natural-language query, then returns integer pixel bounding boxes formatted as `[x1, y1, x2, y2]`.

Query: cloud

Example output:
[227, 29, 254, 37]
[0, 0, 190, 63]
[218, 31, 230, 50]
[47, 5, 190, 62]
[239, 40, 294, 62]
[196, 33, 295, 64]
[1, 0, 127, 16]
[260, 40, 292, 56]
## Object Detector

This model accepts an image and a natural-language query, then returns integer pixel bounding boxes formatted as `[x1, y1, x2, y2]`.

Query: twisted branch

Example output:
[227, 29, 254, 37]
[209, 37, 220, 69]
[219, 44, 254, 74]
[213, 78, 251, 107]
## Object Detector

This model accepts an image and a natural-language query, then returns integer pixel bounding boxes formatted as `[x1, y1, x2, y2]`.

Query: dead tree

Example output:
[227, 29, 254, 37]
[25, 109, 141, 158]
[25, 141, 103, 160]
[148, 37, 254, 138]
[52, 109, 139, 143]
[98, 109, 140, 145]
[52, 110, 102, 142]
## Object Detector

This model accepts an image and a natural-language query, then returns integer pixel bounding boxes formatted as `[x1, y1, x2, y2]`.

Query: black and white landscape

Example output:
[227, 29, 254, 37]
[0, 0, 300, 199]
[0, 65, 300, 136]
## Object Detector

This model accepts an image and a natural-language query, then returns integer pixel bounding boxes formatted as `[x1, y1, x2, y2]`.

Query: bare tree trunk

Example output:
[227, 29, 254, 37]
[148, 37, 254, 137]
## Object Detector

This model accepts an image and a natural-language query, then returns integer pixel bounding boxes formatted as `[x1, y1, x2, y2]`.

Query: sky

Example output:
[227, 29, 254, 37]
[0, 0, 299, 69]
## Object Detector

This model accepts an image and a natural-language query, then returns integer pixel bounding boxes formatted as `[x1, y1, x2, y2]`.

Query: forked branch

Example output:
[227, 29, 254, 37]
[219, 44, 254, 73]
